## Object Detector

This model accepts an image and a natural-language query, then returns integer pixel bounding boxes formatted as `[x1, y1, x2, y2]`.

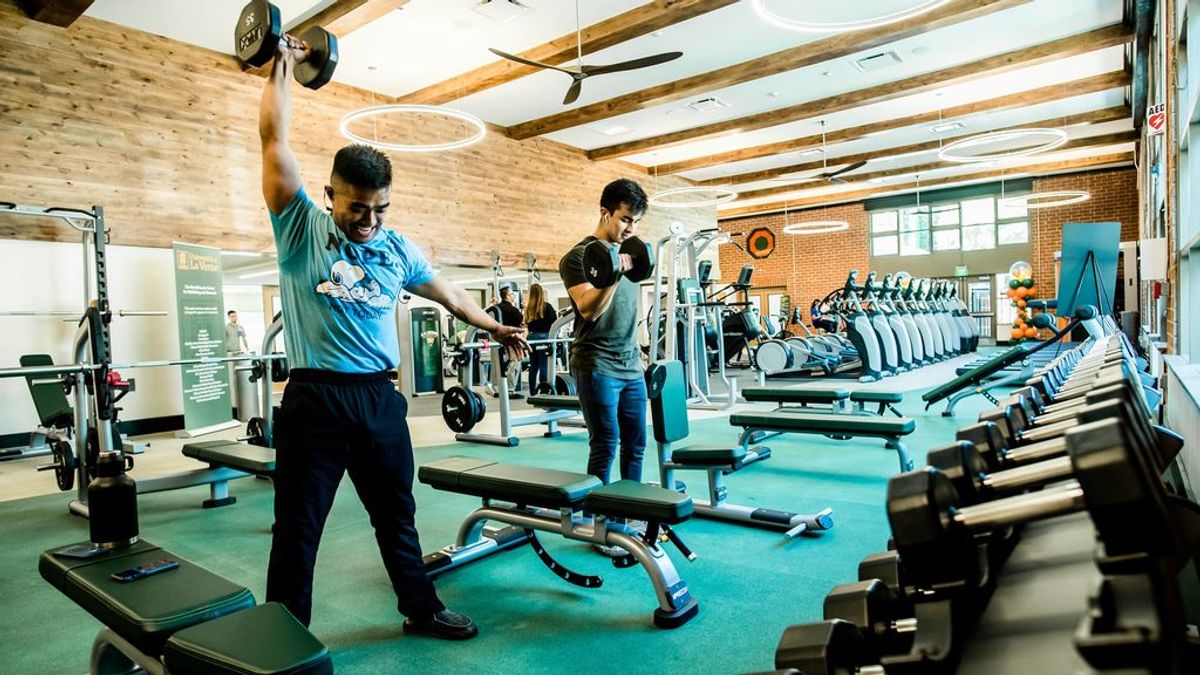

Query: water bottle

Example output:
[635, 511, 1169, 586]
[88, 452, 138, 548]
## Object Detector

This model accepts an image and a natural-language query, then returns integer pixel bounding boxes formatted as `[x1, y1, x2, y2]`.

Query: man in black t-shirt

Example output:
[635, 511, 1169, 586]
[558, 180, 648, 550]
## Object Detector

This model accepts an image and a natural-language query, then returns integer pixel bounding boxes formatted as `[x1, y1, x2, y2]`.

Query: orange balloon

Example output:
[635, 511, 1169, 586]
[1014, 287, 1028, 298]
[1014, 320, 1026, 329]
[1011, 328, 1024, 339]
[1024, 327, 1038, 338]
[1017, 299, 1027, 308]
[1027, 287, 1037, 298]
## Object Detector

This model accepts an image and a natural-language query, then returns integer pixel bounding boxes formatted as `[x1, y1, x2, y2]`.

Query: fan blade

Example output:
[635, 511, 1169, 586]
[825, 160, 869, 180]
[563, 79, 583, 105]
[581, 51, 682, 76]
[488, 48, 577, 75]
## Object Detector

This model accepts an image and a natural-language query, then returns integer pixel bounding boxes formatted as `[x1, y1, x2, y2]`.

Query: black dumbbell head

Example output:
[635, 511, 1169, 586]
[927, 442, 987, 504]
[583, 239, 621, 288]
[294, 26, 339, 90]
[775, 619, 865, 673]
[620, 236, 655, 283]
[887, 469, 976, 590]
[235, 0, 282, 68]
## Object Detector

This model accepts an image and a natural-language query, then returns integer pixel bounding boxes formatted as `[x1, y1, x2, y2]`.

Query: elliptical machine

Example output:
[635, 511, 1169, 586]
[839, 270, 884, 382]
[884, 274, 926, 367]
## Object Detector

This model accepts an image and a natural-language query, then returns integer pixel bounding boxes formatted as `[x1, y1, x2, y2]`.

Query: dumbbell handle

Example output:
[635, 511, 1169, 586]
[1005, 435, 1067, 464]
[953, 482, 1085, 531]
[982, 455, 1073, 492]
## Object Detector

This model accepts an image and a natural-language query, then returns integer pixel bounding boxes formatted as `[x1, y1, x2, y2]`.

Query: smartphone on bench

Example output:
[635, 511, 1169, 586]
[111, 559, 180, 583]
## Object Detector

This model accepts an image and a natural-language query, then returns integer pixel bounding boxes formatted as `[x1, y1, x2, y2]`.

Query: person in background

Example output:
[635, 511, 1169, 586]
[226, 310, 249, 354]
[523, 283, 558, 394]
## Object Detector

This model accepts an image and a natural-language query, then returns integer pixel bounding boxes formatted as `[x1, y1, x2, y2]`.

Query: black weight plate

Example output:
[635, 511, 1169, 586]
[294, 26, 339, 90]
[555, 374, 577, 396]
[52, 439, 75, 492]
[246, 417, 266, 447]
[583, 240, 620, 288]
[470, 389, 487, 424]
[442, 386, 476, 433]
[235, 0, 282, 68]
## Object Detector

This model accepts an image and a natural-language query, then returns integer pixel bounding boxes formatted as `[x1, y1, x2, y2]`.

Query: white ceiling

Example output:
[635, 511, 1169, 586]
[84, 0, 1131, 217]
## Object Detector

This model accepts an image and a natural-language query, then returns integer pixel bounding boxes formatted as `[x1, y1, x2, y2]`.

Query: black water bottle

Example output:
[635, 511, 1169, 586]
[88, 452, 139, 548]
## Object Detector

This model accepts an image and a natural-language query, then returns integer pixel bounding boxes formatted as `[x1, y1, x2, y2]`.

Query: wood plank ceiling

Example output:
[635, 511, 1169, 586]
[84, 0, 1138, 219]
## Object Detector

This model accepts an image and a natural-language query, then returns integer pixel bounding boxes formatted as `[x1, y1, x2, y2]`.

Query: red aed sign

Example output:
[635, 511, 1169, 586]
[1147, 103, 1166, 135]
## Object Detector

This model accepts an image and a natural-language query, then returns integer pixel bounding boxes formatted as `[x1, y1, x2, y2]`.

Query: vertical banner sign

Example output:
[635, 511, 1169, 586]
[172, 243, 231, 432]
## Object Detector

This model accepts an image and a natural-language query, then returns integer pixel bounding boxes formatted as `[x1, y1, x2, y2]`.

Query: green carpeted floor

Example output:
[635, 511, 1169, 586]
[0, 387, 998, 674]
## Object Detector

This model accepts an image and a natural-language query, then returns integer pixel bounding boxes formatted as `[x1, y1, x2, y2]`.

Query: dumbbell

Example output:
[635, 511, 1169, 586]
[978, 373, 1149, 450]
[583, 236, 655, 288]
[889, 418, 1184, 595]
[235, 0, 339, 89]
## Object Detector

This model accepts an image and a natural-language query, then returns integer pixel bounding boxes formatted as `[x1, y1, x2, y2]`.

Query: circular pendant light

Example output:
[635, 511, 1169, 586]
[938, 127, 1068, 163]
[339, 104, 486, 152]
[999, 191, 1090, 209]
[648, 186, 738, 208]
[751, 0, 950, 32]
[783, 220, 850, 235]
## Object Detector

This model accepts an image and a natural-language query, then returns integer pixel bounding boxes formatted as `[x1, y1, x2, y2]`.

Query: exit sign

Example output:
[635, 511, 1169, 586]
[954, 265, 969, 277]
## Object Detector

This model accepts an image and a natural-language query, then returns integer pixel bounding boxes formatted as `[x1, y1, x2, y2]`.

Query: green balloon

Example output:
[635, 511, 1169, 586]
[1008, 279, 1020, 289]
[1021, 278, 1034, 288]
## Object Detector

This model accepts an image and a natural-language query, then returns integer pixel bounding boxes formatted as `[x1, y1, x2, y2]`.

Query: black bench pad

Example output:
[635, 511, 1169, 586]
[671, 446, 747, 467]
[183, 440, 275, 475]
[583, 480, 693, 524]
[742, 387, 849, 404]
[163, 602, 332, 675]
[39, 540, 255, 656]
[527, 394, 582, 410]
[730, 412, 915, 436]
[850, 391, 903, 404]
[419, 457, 601, 508]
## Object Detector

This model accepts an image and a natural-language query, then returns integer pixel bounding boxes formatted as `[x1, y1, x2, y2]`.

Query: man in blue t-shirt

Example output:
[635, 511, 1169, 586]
[260, 36, 527, 639]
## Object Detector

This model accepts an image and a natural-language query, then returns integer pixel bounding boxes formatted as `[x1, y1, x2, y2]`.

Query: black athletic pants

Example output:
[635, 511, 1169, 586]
[266, 369, 445, 626]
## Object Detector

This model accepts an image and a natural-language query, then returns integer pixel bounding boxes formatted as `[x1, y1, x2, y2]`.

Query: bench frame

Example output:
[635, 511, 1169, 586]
[424, 498, 698, 628]
[734, 421, 915, 472]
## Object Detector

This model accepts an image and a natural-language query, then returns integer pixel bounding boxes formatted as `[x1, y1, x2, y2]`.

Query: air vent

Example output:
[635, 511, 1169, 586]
[687, 97, 731, 113]
[930, 121, 965, 134]
[472, 0, 530, 23]
[585, 122, 633, 137]
[853, 51, 903, 73]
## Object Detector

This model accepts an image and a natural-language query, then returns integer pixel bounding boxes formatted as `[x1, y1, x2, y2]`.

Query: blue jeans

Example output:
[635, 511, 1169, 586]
[576, 370, 647, 484]
[528, 332, 549, 393]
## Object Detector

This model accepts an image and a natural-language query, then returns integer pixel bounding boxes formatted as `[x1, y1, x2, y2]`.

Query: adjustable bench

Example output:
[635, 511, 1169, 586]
[922, 343, 1037, 416]
[419, 456, 699, 628]
[729, 412, 916, 472]
[650, 361, 834, 538]
[40, 539, 330, 674]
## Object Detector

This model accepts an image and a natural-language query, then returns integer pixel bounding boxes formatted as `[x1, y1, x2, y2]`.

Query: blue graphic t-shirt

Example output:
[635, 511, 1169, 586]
[269, 189, 436, 373]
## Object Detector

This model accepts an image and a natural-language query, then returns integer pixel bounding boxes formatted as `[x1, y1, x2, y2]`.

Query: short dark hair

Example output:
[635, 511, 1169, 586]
[332, 144, 392, 190]
[600, 178, 648, 216]
[227, 310, 236, 316]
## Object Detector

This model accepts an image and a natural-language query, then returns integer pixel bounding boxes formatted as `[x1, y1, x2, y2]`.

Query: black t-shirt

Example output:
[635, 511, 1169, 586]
[526, 302, 557, 334]
[497, 300, 523, 327]
[558, 236, 642, 379]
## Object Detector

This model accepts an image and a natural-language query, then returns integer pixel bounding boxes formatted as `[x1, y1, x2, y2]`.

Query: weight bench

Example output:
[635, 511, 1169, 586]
[650, 361, 834, 538]
[729, 412, 916, 472]
[419, 456, 699, 628]
[39, 539, 330, 674]
[137, 440, 277, 509]
[922, 343, 1039, 416]
[527, 394, 582, 411]
[741, 387, 904, 417]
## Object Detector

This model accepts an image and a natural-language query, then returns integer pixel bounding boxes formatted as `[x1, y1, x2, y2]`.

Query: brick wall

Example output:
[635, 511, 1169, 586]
[719, 167, 1139, 326]
[718, 202, 869, 325]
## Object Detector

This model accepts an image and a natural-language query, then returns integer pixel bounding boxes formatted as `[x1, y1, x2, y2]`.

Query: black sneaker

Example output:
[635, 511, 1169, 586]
[403, 609, 479, 640]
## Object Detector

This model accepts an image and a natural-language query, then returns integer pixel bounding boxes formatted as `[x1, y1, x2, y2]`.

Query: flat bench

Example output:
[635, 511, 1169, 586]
[40, 539, 330, 674]
[729, 411, 916, 472]
[182, 440, 276, 475]
[740, 387, 903, 416]
[418, 457, 698, 628]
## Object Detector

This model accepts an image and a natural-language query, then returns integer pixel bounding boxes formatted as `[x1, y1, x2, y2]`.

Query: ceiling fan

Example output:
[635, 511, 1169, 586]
[488, 0, 683, 105]
[813, 121, 867, 184]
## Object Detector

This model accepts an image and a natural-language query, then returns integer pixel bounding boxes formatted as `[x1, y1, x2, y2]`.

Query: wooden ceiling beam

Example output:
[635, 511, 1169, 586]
[507, 0, 1031, 140]
[244, 0, 407, 75]
[717, 152, 1134, 219]
[17, 0, 94, 27]
[589, 23, 1134, 161]
[735, 130, 1136, 201]
[394, 0, 738, 106]
[656, 70, 1129, 175]
[703, 107, 1132, 186]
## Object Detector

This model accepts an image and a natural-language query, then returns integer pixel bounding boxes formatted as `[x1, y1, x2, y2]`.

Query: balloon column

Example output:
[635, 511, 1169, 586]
[1006, 261, 1039, 341]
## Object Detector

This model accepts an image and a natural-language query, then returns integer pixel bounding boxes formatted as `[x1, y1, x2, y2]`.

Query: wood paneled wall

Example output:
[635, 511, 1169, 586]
[0, 1, 711, 268]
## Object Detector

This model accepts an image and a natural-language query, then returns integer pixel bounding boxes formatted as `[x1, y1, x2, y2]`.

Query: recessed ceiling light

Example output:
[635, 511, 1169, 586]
[911, 45, 931, 55]
[367, 66, 378, 71]
[767, 91, 781, 98]
[585, 122, 633, 137]
[930, 121, 964, 134]
[652, 30, 664, 37]
[821, 70, 833, 77]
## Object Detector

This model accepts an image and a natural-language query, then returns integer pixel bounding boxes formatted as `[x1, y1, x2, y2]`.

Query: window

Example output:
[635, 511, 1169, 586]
[997, 221, 1029, 245]
[869, 191, 1026, 259]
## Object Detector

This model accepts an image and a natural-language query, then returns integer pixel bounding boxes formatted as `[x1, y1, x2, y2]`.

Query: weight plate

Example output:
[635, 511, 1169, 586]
[246, 417, 266, 447]
[234, 0, 282, 68]
[555, 374, 577, 396]
[470, 389, 486, 424]
[441, 386, 477, 433]
[52, 439, 75, 492]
